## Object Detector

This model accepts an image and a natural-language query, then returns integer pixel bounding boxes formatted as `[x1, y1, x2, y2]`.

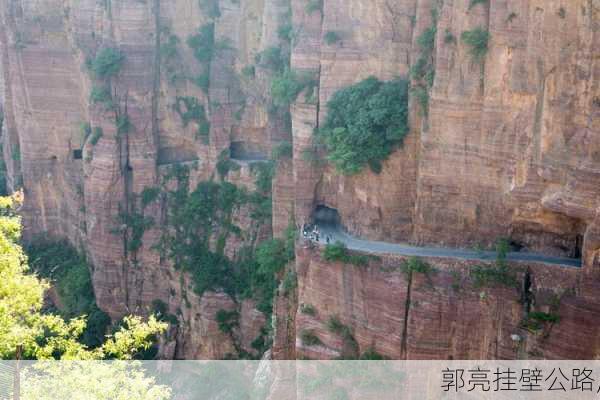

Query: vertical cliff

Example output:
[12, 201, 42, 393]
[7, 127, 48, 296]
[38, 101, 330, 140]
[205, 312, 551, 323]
[0, 0, 598, 359]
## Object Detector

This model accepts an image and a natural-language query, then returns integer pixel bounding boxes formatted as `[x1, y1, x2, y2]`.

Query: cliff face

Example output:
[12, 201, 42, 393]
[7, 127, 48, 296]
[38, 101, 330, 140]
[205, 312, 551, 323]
[290, 245, 600, 360]
[0, 0, 598, 359]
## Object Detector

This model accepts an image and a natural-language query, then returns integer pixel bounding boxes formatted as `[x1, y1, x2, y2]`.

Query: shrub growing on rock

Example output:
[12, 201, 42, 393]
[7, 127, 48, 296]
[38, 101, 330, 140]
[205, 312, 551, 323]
[317, 76, 409, 175]
[461, 27, 490, 62]
[90, 47, 125, 79]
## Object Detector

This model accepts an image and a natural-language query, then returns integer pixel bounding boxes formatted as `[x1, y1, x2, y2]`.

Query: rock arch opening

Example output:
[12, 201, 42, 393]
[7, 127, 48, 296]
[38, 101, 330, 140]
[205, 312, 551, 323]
[312, 205, 341, 228]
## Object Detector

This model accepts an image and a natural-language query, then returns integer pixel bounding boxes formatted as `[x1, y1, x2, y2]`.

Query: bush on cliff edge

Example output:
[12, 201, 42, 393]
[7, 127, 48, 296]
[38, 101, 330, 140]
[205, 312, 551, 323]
[317, 76, 409, 175]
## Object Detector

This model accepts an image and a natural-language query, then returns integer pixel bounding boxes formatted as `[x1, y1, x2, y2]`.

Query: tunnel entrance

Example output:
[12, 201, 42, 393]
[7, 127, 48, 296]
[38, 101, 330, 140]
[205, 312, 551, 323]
[312, 205, 341, 228]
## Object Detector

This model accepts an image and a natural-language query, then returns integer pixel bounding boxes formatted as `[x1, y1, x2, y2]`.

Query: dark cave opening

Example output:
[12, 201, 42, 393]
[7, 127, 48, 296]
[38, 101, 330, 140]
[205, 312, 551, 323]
[312, 205, 341, 228]
[229, 141, 267, 161]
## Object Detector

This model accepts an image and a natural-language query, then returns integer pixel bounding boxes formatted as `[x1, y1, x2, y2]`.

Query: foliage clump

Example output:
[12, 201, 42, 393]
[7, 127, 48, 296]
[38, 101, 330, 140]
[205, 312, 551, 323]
[410, 10, 438, 116]
[400, 256, 436, 278]
[27, 239, 111, 348]
[461, 27, 490, 63]
[470, 238, 519, 288]
[271, 69, 317, 110]
[89, 127, 103, 146]
[317, 77, 409, 175]
[300, 330, 322, 346]
[323, 241, 370, 266]
[173, 96, 210, 141]
[0, 195, 166, 360]
[187, 24, 216, 94]
[90, 47, 125, 79]
[272, 141, 293, 160]
[256, 46, 287, 72]
[216, 309, 239, 334]
[521, 311, 560, 332]
[199, 0, 221, 19]
[90, 86, 113, 109]
[324, 31, 341, 45]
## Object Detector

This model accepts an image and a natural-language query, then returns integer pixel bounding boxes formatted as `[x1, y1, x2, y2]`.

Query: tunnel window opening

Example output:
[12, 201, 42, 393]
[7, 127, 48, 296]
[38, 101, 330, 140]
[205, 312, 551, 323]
[229, 141, 267, 161]
[571, 234, 583, 259]
[72, 149, 82, 160]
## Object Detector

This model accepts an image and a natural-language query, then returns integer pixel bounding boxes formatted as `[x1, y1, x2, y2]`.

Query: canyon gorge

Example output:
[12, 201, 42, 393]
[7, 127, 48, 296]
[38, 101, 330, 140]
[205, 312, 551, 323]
[0, 0, 598, 359]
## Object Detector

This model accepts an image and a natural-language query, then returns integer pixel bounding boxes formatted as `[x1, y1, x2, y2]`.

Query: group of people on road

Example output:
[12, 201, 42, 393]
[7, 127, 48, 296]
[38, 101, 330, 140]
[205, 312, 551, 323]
[301, 223, 331, 244]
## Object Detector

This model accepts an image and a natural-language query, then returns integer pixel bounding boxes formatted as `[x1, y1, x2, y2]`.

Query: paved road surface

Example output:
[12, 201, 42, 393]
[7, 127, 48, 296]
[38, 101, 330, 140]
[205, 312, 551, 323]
[307, 224, 581, 268]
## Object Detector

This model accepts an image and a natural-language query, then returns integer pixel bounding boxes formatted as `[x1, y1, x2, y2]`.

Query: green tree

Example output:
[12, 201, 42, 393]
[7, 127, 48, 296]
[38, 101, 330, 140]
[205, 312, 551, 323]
[461, 27, 490, 62]
[317, 77, 409, 175]
[90, 48, 125, 79]
[21, 361, 171, 400]
[0, 195, 166, 360]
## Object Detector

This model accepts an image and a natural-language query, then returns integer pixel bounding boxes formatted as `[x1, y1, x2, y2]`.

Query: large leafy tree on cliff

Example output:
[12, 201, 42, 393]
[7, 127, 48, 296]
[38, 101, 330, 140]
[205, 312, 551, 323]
[317, 76, 409, 175]
[0, 195, 166, 360]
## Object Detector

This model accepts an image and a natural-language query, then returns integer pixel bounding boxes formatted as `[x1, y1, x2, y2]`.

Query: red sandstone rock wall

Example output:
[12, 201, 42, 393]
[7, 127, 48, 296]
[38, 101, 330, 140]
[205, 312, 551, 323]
[291, 245, 600, 360]
[1, 0, 598, 359]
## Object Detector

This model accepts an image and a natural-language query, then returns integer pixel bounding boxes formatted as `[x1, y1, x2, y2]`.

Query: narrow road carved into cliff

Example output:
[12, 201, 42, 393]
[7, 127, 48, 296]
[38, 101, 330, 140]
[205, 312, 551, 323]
[312, 225, 582, 268]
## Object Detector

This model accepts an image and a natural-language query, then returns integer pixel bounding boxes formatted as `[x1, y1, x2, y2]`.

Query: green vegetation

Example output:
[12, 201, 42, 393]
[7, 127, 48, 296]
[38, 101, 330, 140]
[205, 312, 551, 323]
[468, 0, 488, 10]
[150, 299, 178, 326]
[173, 96, 210, 141]
[199, 0, 221, 19]
[27, 239, 111, 348]
[187, 23, 215, 63]
[141, 186, 160, 208]
[156, 165, 290, 322]
[281, 269, 297, 295]
[89, 47, 125, 79]
[326, 315, 358, 359]
[300, 303, 316, 316]
[216, 309, 239, 334]
[90, 86, 113, 109]
[306, 0, 323, 14]
[317, 77, 409, 175]
[256, 46, 287, 72]
[272, 141, 293, 160]
[401, 256, 436, 278]
[461, 27, 490, 63]
[278, 23, 294, 42]
[410, 10, 438, 116]
[300, 330, 322, 346]
[89, 127, 103, 146]
[521, 311, 560, 332]
[80, 122, 92, 142]
[470, 239, 519, 288]
[326, 316, 346, 334]
[360, 348, 389, 360]
[507, 12, 518, 23]
[444, 29, 456, 44]
[187, 23, 216, 94]
[557, 7, 566, 19]
[160, 29, 184, 83]
[118, 208, 154, 253]
[323, 241, 370, 266]
[116, 114, 132, 137]
[324, 31, 342, 45]
[216, 149, 241, 179]
[0, 195, 166, 359]
[271, 69, 317, 109]
[241, 65, 255, 78]
[250, 161, 275, 193]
